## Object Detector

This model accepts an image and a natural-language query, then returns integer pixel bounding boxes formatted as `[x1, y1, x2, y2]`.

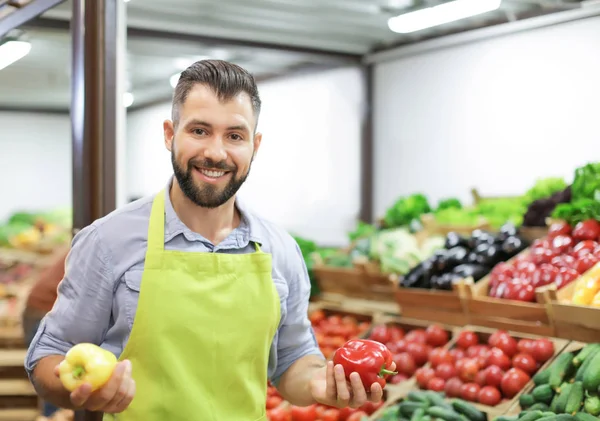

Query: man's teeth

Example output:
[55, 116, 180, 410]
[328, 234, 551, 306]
[200, 169, 226, 178]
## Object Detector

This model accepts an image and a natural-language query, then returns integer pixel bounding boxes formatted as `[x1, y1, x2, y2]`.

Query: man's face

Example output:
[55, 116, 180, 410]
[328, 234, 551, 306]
[164, 84, 261, 208]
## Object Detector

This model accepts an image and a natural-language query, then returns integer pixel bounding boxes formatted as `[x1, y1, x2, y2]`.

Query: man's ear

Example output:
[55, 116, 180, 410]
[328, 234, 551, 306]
[164, 120, 175, 151]
[253, 132, 262, 155]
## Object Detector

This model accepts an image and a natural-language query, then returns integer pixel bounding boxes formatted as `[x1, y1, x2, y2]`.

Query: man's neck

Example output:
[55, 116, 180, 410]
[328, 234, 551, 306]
[169, 182, 240, 246]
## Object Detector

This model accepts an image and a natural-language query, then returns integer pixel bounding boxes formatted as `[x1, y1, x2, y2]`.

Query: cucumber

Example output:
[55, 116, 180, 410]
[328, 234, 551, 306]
[520, 393, 536, 409]
[528, 403, 550, 411]
[533, 369, 552, 386]
[536, 415, 576, 421]
[576, 347, 600, 381]
[494, 417, 518, 421]
[584, 394, 600, 416]
[573, 344, 600, 367]
[518, 410, 544, 421]
[554, 383, 573, 413]
[451, 399, 485, 421]
[425, 406, 463, 421]
[399, 402, 429, 418]
[421, 417, 432, 421]
[408, 391, 432, 405]
[574, 413, 600, 421]
[532, 384, 555, 404]
[564, 381, 584, 414]
[411, 407, 426, 421]
[425, 391, 454, 411]
[583, 351, 600, 393]
[550, 353, 576, 390]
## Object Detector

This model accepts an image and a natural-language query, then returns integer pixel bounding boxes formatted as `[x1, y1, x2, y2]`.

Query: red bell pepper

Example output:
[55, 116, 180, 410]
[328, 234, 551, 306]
[332, 339, 397, 388]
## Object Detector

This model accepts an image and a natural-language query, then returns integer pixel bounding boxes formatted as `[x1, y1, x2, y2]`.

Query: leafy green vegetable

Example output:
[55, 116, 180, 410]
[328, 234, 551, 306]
[476, 198, 526, 229]
[433, 207, 481, 226]
[436, 198, 462, 212]
[348, 221, 377, 242]
[572, 162, 600, 201]
[524, 177, 567, 203]
[552, 199, 600, 225]
[383, 193, 431, 228]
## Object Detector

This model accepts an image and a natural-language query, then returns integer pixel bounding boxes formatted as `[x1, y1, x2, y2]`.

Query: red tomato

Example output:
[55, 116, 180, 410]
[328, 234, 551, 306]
[389, 339, 408, 354]
[328, 315, 342, 325]
[531, 339, 554, 363]
[389, 326, 405, 341]
[369, 325, 391, 344]
[495, 335, 518, 358]
[309, 310, 326, 326]
[315, 405, 326, 418]
[394, 352, 417, 376]
[269, 406, 292, 421]
[486, 348, 511, 370]
[555, 267, 580, 289]
[512, 353, 537, 375]
[485, 365, 505, 388]
[337, 407, 355, 421]
[321, 408, 340, 421]
[429, 348, 454, 367]
[449, 348, 466, 362]
[517, 339, 534, 354]
[474, 369, 487, 386]
[489, 331, 510, 347]
[460, 383, 481, 402]
[573, 220, 600, 242]
[416, 366, 436, 388]
[574, 254, 599, 274]
[267, 395, 283, 409]
[444, 377, 464, 398]
[347, 412, 368, 421]
[457, 358, 480, 383]
[479, 386, 502, 406]
[389, 373, 408, 384]
[405, 329, 427, 343]
[530, 247, 559, 266]
[427, 377, 446, 392]
[531, 239, 551, 249]
[406, 342, 431, 366]
[425, 325, 449, 347]
[491, 262, 516, 278]
[290, 404, 317, 421]
[435, 363, 457, 380]
[466, 344, 489, 358]
[501, 368, 531, 398]
[457, 331, 479, 349]
[531, 264, 560, 288]
[551, 235, 574, 254]
[573, 240, 599, 257]
[548, 222, 572, 238]
[551, 254, 576, 269]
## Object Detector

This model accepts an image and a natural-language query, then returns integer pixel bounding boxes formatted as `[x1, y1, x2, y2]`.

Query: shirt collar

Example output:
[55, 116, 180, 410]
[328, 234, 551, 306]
[162, 176, 266, 246]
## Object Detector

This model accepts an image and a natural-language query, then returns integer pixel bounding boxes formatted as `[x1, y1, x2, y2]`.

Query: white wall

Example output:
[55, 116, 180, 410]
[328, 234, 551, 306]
[0, 112, 71, 222]
[373, 17, 600, 217]
[127, 66, 364, 245]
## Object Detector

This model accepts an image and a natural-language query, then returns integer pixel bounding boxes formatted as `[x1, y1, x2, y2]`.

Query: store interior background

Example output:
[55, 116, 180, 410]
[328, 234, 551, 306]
[1, 0, 600, 247]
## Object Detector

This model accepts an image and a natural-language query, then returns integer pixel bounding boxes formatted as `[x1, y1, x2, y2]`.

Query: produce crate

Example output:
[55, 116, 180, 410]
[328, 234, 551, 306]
[420, 213, 491, 237]
[313, 261, 396, 303]
[519, 226, 549, 243]
[458, 259, 556, 336]
[542, 270, 600, 342]
[0, 347, 40, 421]
[391, 279, 469, 326]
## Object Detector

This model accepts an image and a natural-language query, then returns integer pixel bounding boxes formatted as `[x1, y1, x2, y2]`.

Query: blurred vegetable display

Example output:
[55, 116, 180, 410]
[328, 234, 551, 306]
[383, 193, 432, 228]
[550, 162, 600, 226]
[0, 208, 71, 253]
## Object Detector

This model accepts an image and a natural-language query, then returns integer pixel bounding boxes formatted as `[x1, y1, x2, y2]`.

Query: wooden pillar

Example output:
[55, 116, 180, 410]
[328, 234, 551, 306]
[359, 64, 374, 223]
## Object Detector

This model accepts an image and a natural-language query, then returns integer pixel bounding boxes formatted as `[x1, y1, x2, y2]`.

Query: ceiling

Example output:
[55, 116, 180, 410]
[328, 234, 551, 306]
[0, 0, 591, 111]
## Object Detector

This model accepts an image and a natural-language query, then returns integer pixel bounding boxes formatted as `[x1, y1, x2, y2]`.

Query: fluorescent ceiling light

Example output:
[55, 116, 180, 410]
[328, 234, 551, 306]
[388, 0, 502, 34]
[0, 40, 32, 71]
[170, 72, 181, 89]
[123, 92, 134, 108]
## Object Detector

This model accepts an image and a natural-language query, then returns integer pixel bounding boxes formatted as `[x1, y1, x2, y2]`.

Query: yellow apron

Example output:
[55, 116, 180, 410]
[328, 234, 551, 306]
[105, 191, 281, 421]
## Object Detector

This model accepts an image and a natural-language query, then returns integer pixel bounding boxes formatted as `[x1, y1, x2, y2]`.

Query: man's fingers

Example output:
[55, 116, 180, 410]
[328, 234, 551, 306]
[334, 364, 351, 406]
[348, 372, 367, 408]
[325, 361, 337, 400]
[70, 383, 92, 408]
[369, 382, 384, 403]
[85, 360, 130, 411]
[103, 376, 135, 414]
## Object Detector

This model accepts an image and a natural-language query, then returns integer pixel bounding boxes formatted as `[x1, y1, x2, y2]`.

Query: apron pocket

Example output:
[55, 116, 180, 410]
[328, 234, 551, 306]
[123, 270, 143, 330]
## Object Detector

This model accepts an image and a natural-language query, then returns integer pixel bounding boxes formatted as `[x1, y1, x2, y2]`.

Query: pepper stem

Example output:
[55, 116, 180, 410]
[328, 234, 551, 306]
[72, 366, 86, 380]
[378, 364, 398, 377]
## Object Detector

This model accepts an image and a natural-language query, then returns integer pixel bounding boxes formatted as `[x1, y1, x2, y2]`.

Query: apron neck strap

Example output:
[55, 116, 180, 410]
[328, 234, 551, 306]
[148, 190, 167, 252]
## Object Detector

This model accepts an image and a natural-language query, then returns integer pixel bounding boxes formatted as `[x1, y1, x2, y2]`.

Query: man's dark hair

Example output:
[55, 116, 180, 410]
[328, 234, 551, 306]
[171, 59, 262, 128]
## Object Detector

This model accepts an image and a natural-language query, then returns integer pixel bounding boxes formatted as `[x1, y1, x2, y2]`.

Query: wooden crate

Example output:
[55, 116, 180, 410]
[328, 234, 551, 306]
[420, 213, 491, 237]
[313, 262, 396, 303]
[459, 269, 555, 337]
[392, 279, 469, 326]
[0, 348, 39, 421]
[542, 266, 600, 342]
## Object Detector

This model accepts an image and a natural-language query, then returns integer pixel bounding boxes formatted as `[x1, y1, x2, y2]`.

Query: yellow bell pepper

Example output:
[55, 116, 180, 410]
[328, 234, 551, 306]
[592, 290, 600, 307]
[571, 262, 600, 306]
[58, 343, 117, 392]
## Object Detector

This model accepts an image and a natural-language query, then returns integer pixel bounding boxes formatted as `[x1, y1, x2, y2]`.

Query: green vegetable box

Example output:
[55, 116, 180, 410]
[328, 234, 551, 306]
[504, 341, 600, 421]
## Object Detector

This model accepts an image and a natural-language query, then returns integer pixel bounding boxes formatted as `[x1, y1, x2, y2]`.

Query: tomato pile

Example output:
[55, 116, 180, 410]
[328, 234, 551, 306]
[488, 220, 600, 302]
[367, 323, 451, 385]
[415, 329, 555, 406]
[309, 310, 371, 359]
[266, 383, 383, 421]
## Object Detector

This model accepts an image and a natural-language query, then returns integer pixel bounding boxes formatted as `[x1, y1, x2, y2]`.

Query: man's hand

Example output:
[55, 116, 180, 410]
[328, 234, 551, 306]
[309, 360, 395, 409]
[53, 360, 135, 413]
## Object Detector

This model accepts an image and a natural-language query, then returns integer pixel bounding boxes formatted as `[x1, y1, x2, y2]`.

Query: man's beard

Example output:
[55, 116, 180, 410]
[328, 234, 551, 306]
[171, 149, 252, 209]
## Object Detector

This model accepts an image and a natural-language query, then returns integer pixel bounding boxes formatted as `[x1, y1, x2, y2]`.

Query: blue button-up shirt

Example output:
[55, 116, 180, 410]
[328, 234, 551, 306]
[25, 179, 323, 386]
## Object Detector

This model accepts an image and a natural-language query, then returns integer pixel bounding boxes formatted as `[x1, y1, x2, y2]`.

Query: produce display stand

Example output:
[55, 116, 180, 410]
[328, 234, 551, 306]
[391, 280, 469, 326]
[542, 280, 600, 343]
[420, 213, 491, 237]
[458, 273, 555, 337]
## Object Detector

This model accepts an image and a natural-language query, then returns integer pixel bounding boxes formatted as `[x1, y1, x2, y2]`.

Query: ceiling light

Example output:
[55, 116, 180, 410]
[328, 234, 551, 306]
[123, 92, 134, 108]
[388, 0, 502, 34]
[170, 72, 181, 89]
[0, 40, 31, 71]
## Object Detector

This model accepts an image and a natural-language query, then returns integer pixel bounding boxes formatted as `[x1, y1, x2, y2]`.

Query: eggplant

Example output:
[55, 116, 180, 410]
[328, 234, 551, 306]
[501, 235, 528, 257]
[444, 232, 469, 250]
[452, 263, 489, 281]
[431, 249, 450, 272]
[445, 246, 470, 268]
[499, 223, 519, 241]
[431, 273, 462, 290]
[401, 262, 431, 289]
[469, 243, 507, 268]
[468, 229, 495, 249]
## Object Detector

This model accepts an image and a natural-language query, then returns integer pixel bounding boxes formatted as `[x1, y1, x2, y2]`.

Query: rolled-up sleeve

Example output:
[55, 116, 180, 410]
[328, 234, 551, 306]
[271, 241, 323, 385]
[25, 224, 115, 378]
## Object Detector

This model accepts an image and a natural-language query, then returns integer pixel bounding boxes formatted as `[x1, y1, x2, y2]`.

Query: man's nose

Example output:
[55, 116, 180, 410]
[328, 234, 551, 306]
[203, 137, 227, 162]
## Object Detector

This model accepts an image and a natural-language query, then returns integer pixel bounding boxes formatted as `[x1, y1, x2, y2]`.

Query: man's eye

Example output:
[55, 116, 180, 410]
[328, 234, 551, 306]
[230, 134, 242, 141]
[193, 129, 206, 135]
